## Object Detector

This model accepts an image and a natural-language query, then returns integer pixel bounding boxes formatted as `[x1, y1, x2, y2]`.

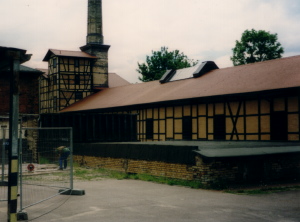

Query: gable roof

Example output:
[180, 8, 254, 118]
[108, 73, 131, 88]
[61, 55, 300, 113]
[43, 49, 97, 61]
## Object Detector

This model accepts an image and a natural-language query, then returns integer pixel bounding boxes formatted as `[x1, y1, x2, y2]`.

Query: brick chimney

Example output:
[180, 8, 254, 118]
[81, 0, 110, 89]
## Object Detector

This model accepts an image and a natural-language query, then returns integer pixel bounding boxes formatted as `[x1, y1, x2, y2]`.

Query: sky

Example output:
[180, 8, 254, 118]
[1, 0, 300, 83]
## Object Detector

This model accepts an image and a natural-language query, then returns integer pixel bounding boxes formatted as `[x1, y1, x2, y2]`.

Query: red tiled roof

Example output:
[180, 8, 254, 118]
[61, 55, 300, 113]
[43, 49, 97, 61]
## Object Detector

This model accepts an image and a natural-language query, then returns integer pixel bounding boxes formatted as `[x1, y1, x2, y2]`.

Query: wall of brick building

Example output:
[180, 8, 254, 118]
[0, 73, 39, 115]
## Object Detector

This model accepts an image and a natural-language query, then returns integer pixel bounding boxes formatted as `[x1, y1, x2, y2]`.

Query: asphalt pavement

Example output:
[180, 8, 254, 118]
[17, 179, 300, 222]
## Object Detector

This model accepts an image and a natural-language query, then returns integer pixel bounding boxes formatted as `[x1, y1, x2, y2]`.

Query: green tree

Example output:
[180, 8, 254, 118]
[231, 29, 284, 66]
[137, 46, 198, 82]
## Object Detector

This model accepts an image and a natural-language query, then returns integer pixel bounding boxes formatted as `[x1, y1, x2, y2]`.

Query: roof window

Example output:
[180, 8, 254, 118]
[159, 61, 218, 84]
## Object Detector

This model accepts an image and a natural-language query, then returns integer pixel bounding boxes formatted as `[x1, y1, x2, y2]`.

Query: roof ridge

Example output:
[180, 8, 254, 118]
[50, 48, 80, 52]
[217, 55, 300, 71]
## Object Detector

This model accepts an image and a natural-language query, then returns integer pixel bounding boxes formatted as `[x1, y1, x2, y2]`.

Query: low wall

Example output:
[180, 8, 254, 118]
[74, 155, 195, 180]
[73, 143, 300, 187]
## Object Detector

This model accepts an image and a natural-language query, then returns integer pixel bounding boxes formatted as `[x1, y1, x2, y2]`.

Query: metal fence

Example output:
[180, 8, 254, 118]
[19, 127, 73, 213]
[0, 127, 73, 220]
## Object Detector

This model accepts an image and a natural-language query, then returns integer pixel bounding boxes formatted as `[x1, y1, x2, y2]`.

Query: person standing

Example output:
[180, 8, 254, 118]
[56, 146, 70, 170]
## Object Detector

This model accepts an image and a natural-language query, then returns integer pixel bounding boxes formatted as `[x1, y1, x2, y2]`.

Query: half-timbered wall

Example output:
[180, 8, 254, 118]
[40, 55, 94, 113]
[47, 89, 300, 142]
[135, 94, 300, 142]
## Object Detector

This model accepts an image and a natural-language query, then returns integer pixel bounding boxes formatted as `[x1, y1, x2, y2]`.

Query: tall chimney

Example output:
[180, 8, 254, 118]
[81, 0, 110, 89]
[87, 0, 103, 44]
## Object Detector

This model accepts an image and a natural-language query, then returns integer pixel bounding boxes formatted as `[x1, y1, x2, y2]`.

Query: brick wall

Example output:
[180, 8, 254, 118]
[191, 154, 300, 186]
[0, 73, 39, 115]
[73, 148, 300, 187]
[74, 155, 194, 180]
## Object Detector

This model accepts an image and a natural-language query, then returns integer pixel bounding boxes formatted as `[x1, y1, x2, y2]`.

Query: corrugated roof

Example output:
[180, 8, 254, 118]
[43, 49, 97, 61]
[195, 146, 300, 157]
[61, 55, 300, 113]
[76, 141, 300, 157]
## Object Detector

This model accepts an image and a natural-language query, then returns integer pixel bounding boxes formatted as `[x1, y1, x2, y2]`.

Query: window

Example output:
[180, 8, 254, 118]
[270, 111, 287, 141]
[146, 118, 154, 140]
[182, 116, 192, 140]
[74, 59, 79, 68]
[75, 75, 80, 85]
[214, 115, 226, 140]
[53, 58, 57, 68]
[53, 75, 57, 85]
[75, 92, 83, 100]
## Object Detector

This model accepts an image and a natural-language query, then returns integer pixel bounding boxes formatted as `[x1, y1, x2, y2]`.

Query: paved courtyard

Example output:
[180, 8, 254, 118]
[9, 179, 299, 222]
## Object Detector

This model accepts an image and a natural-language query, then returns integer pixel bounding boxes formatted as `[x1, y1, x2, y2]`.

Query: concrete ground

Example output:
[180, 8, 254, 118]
[17, 179, 300, 222]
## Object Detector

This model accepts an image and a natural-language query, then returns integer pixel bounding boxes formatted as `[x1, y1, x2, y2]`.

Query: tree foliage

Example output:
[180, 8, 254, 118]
[137, 46, 198, 82]
[231, 29, 284, 66]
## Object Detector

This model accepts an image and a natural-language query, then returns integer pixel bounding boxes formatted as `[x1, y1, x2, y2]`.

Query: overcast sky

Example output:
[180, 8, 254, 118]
[1, 0, 300, 83]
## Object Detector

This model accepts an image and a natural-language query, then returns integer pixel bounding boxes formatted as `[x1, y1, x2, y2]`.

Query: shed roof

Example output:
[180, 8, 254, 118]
[195, 146, 300, 157]
[2, 65, 43, 74]
[61, 55, 300, 113]
[87, 141, 300, 158]
[0, 46, 32, 70]
[43, 49, 97, 61]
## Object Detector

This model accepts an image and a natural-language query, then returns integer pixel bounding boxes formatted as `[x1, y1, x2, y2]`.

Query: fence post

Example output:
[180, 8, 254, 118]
[18, 127, 23, 213]
[1, 128, 5, 183]
[70, 127, 73, 190]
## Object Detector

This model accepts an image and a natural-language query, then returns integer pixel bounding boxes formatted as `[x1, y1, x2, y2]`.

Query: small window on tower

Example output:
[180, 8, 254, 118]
[53, 75, 57, 85]
[53, 58, 57, 68]
[74, 59, 79, 68]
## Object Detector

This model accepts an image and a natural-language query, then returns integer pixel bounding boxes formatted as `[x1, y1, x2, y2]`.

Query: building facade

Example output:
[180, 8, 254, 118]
[60, 56, 300, 142]
[0, 64, 42, 129]
[40, 50, 98, 113]
[40, 0, 110, 114]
